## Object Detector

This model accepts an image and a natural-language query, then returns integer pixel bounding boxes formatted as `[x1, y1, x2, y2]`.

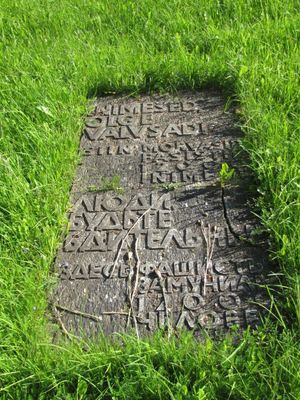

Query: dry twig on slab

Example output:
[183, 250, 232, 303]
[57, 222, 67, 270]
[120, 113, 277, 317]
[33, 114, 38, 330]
[199, 221, 217, 297]
[55, 304, 129, 321]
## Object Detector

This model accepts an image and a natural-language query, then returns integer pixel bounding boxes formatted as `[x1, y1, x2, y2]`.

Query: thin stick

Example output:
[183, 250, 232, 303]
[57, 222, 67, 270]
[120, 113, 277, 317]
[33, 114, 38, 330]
[127, 236, 141, 339]
[131, 236, 141, 310]
[55, 304, 129, 321]
[200, 222, 217, 297]
[154, 269, 172, 339]
[126, 239, 134, 328]
[52, 305, 80, 341]
[200, 221, 209, 297]
[110, 193, 166, 278]
[209, 225, 217, 260]
[110, 208, 149, 278]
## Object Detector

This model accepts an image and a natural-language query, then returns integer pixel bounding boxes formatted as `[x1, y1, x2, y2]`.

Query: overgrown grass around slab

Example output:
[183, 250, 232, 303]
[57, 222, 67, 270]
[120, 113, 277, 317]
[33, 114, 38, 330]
[0, 0, 299, 398]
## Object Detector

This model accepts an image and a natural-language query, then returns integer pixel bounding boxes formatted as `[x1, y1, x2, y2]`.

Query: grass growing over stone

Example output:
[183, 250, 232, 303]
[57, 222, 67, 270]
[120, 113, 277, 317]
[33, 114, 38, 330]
[0, 0, 299, 398]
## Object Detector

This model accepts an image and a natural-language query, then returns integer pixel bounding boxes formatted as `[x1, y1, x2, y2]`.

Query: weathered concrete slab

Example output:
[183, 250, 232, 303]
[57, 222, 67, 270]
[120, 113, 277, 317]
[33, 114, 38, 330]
[53, 91, 270, 338]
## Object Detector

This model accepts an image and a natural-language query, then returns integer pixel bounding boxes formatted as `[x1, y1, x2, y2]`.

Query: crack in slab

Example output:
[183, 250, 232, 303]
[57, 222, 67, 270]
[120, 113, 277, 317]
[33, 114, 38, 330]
[221, 186, 261, 247]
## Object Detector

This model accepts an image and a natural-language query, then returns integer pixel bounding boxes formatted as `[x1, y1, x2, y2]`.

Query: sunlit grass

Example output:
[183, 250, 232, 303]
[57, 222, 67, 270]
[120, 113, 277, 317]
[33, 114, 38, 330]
[0, 0, 299, 398]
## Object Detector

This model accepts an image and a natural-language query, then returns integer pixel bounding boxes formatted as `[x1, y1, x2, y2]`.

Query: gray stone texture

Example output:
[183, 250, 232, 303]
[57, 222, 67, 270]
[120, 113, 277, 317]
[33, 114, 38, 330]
[53, 92, 270, 338]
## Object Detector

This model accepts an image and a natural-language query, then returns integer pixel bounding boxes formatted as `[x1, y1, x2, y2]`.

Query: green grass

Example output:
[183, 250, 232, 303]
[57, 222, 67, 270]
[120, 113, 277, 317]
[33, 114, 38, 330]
[0, 0, 300, 398]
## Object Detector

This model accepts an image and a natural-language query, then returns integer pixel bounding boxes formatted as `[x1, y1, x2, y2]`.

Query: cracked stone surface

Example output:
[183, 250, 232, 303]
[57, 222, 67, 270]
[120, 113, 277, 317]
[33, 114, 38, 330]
[53, 91, 271, 338]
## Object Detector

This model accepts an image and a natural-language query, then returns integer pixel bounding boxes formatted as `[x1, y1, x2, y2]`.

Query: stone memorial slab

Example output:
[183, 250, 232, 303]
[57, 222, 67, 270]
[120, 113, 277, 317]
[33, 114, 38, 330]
[53, 91, 270, 338]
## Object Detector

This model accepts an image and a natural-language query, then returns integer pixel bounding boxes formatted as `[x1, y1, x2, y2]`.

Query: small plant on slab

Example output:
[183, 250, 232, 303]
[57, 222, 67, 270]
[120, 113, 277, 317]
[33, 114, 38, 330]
[219, 162, 235, 188]
[161, 182, 182, 191]
[88, 175, 124, 194]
